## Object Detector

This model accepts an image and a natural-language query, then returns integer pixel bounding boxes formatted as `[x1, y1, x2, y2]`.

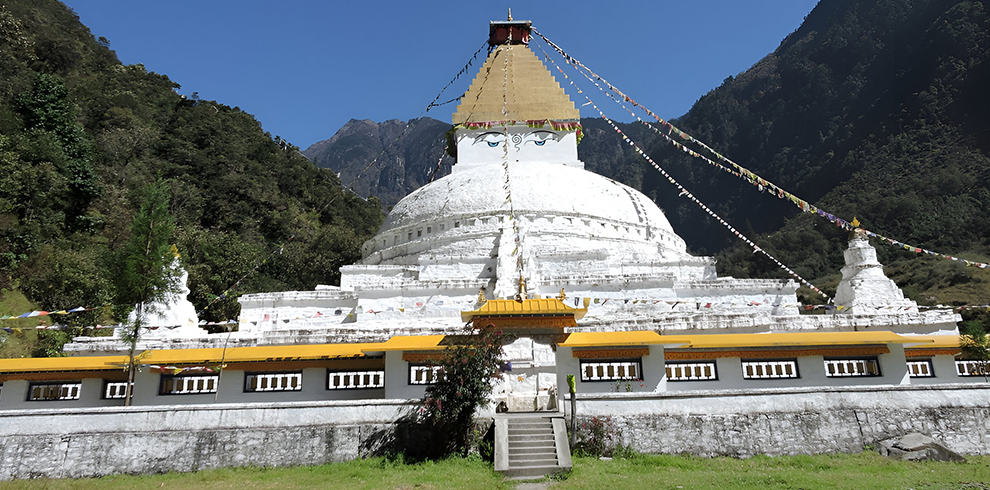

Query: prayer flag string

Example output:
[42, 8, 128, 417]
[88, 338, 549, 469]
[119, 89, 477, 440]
[532, 28, 989, 271]
[534, 38, 829, 299]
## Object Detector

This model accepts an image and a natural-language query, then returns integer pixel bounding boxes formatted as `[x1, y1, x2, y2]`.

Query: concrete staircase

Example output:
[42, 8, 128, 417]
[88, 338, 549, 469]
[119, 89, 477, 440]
[494, 414, 572, 479]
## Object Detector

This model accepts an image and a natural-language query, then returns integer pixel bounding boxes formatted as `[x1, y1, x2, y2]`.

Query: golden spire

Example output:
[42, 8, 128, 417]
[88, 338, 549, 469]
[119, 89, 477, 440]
[507, 8, 512, 21]
[851, 217, 861, 228]
[557, 288, 567, 302]
[477, 288, 488, 304]
[453, 20, 578, 124]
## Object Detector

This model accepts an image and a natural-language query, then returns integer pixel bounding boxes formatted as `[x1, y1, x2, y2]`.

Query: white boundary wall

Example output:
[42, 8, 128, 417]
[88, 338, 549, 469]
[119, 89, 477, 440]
[2, 385, 989, 480]
[0, 399, 420, 480]
[567, 384, 990, 457]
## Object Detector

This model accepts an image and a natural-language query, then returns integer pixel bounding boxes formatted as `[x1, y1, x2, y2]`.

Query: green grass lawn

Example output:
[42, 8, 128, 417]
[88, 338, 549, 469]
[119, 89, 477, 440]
[557, 453, 990, 490]
[0, 452, 987, 490]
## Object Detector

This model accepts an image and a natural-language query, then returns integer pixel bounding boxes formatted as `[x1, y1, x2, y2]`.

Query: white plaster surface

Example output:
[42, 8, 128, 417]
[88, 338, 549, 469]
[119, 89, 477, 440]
[127, 261, 201, 334]
[835, 236, 919, 314]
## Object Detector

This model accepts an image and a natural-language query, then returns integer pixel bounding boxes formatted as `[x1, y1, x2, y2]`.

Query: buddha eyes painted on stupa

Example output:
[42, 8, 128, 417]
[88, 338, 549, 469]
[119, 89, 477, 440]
[474, 132, 506, 147]
[525, 130, 559, 146]
[472, 130, 561, 149]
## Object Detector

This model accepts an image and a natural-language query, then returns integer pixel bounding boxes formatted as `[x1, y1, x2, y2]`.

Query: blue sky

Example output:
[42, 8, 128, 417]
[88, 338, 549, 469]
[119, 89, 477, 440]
[63, 1, 819, 150]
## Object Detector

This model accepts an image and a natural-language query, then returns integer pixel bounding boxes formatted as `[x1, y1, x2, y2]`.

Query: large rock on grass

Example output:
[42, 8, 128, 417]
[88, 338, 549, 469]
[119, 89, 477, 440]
[877, 433, 966, 462]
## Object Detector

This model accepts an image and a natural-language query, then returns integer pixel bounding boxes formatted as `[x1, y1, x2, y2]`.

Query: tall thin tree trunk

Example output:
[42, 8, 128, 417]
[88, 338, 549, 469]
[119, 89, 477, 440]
[123, 302, 141, 407]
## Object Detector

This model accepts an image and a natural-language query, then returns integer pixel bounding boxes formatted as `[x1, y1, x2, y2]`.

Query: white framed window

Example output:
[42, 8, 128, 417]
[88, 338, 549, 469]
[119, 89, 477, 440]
[907, 360, 934, 378]
[245, 372, 302, 392]
[665, 361, 717, 381]
[28, 382, 81, 401]
[161, 375, 219, 395]
[742, 360, 799, 379]
[580, 360, 642, 382]
[327, 370, 384, 390]
[956, 360, 989, 377]
[824, 358, 880, 377]
[409, 365, 442, 385]
[103, 381, 132, 399]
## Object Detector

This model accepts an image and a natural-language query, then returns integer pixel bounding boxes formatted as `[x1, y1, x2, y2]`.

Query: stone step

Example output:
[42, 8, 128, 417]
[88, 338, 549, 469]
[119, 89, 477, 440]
[509, 446, 557, 455]
[508, 435, 555, 445]
[508, 423, 552, 429]
[510, 458, 559, 467]
[508, 427, 552, 435]
[509, 440, 555, 448]
[509, 450, 556, 459]
[508, 419, 552, 424]
[510, 455, 556, 464]
[508, 424, 553, 431]
[496, 415, 571, 480]
[503, 464, 566, 480]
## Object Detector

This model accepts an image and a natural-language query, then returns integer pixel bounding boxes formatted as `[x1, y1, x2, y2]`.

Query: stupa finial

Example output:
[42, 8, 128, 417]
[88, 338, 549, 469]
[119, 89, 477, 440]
[507, 8, 512, 21]
[849, 217, 867, 241]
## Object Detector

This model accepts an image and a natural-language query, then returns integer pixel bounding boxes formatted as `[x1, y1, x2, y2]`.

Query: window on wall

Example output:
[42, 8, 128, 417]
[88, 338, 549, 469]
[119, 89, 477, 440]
[160, 375, 219, 395]
[665, 361, 717, 381]
[741, 360, 799, 380]
[956, 360, 989, 377]
[28, 382, 81, 401]
[245, 372, 302, 392]
[409, 365, 442, 385]
[580, 360, 642, 382]
[906, 360, 934, 378]
[824, 358, 881, 377]
[327, 370, 385, 390]
[103, 381, 131, 399]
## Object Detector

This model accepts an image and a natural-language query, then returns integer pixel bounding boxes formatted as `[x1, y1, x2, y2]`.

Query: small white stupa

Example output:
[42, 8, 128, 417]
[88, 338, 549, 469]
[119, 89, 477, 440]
[125, 249, 202, 338]
[834, 224, 918, 314]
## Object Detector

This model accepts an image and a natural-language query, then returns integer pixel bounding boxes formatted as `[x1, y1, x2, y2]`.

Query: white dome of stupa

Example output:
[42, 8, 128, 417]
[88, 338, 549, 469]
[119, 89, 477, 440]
[362, 160, 690, 266]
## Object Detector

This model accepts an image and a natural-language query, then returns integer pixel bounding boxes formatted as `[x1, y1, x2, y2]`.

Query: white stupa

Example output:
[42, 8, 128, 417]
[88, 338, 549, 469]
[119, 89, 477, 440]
[67, 16, 959, 354]
[834, 229, 919, 314]
[124, 258, 203, 338]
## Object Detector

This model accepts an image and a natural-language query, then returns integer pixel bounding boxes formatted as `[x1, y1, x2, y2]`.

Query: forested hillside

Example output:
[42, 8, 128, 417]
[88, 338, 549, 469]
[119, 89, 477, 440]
[0, 0, 383, 348]
[639, 0, 990, 307]
[302, 118, 454, 210]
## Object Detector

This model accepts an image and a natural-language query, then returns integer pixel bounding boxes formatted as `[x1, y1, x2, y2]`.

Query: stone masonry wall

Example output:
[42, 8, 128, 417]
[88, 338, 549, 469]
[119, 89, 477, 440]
[572, 384, 990, 457]
[0, 399, 422, 480]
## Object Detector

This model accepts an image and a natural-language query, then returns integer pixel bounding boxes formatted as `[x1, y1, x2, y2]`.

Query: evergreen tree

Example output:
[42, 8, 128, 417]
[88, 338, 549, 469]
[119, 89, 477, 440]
[114, 178, 178, 405]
